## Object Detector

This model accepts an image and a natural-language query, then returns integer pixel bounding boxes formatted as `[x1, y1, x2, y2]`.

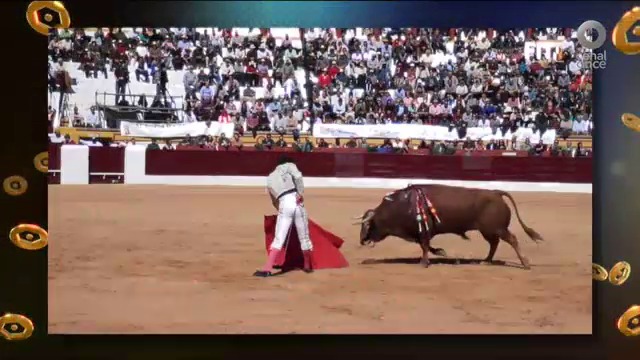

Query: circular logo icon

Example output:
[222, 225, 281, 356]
[33, 151, 49, 173]
[3, 176, 28, 196]
[25, 1, 71, 36]
[577, 20, 607, 50]
[617, 305, 640, 336]
[622, 113, 640, 132]
[609, 261, 631, 286]
[9, 224, 48, 251]
[0, 313, 34, 341]
[592, 263, 609, 281]
[612, 7, 640, 55]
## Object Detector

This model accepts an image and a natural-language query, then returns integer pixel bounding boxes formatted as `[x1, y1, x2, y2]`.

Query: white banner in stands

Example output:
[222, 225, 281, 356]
[120, 121, 235, 138]
[524, 40, 566, 61]
[312, 124, 557, 144]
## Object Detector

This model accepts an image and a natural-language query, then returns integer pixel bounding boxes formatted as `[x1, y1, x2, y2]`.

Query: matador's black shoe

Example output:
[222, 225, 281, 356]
[253, 270, 273, 277]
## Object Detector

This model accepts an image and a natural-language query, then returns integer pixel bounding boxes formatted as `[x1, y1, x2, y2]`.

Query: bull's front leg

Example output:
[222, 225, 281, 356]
[419, 237, 432, 268]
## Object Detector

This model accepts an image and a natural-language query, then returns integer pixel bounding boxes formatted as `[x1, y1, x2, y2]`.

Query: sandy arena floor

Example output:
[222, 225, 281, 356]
[48, 185, 592, 334]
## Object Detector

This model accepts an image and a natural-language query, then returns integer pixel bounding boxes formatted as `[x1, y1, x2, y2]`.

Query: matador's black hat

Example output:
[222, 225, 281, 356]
[278, 154, 294, 165]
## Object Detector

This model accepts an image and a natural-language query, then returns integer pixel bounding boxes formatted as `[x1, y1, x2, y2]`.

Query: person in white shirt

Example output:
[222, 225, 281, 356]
[256, 45, 272, 60]
[281, 77, 293, 97]
[255, 155, 313, 277]
[85, 107, 100, 128]
[478, 118, 491, 128]
[568, 59, 582, 75]
[184, 108, 198, 123]
[332, 98, 346, 117]
[219, 60, 234, 79]
[49, 131, 64, 143]
[455, 83, 469, 97]
[392, 138, 404, 149]
[351, 51, 364, 63]
[84, 138, 103, 147]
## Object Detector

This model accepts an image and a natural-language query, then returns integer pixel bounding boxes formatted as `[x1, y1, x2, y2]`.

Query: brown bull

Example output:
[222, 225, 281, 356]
[353, 184, 543, 269]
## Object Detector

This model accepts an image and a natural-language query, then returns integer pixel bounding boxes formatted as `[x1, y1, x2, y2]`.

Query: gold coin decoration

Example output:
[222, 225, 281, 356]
[33, 151, 48, 173]
[26, 1, 71, 36]
[609, 261, 631, 286]
[612, 7, 640, 55]
[617, 305, 640, 336]
[0, 313, 34, 341]
[9, 224, 48, 251]
[622, 113, 640, 132]
[3, 176, 28, 196]
[592, 263, 609, 281]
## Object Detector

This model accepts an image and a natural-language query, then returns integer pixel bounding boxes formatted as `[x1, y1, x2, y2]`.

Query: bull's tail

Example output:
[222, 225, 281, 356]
[497, 191, 544, 242]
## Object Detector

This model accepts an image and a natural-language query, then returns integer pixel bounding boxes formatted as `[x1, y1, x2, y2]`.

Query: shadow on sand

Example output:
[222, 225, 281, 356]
[361, 257, 526, 269]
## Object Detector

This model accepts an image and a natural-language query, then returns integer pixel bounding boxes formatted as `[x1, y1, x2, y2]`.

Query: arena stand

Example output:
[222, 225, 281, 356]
[49, 27, 310, 137]
[47, 27, 592, 192]
[49, 27, 592, 150]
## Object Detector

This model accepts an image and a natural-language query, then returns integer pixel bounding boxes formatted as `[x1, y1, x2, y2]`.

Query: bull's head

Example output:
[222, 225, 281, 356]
[352, 209, 377, 246]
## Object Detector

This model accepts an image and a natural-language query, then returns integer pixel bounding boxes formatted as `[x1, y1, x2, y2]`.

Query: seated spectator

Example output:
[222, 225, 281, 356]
[219, 133, 231, 149]
[61, 133, 74, 144]
[317, 138, 329, 148]
[261, 133, 275, 149]
[275, 135, 287, 148]
[147, 138, 161, 150]
[50, 130, 64, 143]
[199, 80, 216, 106]
[231, 132, 243, 149]
[532, 140, 546, 156]
[462, 137, 475, 151]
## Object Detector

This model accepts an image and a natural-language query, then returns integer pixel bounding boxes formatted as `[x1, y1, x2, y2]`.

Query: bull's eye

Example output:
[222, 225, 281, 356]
[9, 224, 48, 251]
[0, 314, 34, 341]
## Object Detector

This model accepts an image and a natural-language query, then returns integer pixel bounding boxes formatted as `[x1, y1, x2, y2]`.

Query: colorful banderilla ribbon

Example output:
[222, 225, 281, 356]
[414, 189, 442, 235]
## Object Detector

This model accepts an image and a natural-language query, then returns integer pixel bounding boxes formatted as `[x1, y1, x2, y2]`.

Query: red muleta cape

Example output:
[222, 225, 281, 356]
[263, 215, 349, 271]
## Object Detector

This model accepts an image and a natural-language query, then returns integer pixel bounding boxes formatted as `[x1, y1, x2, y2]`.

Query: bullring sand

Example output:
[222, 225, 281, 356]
[48, 185, 592, 334]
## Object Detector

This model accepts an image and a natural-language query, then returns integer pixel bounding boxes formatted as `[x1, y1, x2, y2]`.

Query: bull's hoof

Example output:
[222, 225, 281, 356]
[481, 260, 494, 266]
[432, 248, 447, 257]
[420, 259, 430, 268]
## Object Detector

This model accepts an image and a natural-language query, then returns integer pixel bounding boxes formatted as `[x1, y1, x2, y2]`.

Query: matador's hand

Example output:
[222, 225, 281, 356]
[297, 194, 304, 205]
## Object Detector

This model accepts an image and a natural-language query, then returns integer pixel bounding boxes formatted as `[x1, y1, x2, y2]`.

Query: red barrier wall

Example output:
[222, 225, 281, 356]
[88, 146, 125, 184]
[145, 149, 592, 183]
[48, 143, 61, 184]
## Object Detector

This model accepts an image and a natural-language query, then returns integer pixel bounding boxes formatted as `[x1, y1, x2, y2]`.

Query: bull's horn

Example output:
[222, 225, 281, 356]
[351, 215, 364, 220]
[352, 212, 374, 225]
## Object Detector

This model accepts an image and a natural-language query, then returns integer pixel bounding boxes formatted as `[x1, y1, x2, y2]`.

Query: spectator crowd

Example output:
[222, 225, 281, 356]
[48, 27, 309, 135]
[303, 27, 593, 140]
[48, 27, 593, 153]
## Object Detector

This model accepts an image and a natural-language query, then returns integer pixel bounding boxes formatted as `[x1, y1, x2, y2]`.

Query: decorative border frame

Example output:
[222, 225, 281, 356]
[1, 1, 639, 358]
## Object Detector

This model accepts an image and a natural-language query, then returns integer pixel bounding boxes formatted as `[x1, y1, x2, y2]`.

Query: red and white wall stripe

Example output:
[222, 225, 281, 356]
[48, 144, 592, 193]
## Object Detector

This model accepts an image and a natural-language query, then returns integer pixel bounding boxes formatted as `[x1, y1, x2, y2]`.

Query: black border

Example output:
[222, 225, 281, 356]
[3, 0, 640, 358]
